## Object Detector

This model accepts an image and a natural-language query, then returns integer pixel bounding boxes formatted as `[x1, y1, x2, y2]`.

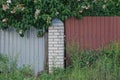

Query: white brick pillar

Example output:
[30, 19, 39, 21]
[48, 18, 64, 72]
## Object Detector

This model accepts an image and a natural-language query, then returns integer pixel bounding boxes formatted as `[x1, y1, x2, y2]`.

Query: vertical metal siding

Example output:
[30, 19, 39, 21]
[65, 17, 120, 50]
[0, 28, 45, 74]
[65, 17, 120, 66]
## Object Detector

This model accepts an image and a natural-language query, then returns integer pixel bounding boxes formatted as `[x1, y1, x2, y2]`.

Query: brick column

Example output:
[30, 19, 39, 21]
[48, 18, 64, 72]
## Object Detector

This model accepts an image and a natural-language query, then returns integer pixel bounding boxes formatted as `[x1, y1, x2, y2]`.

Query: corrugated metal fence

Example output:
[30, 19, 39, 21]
[65, 17, 120, 50]
[0, 28, 45, 74]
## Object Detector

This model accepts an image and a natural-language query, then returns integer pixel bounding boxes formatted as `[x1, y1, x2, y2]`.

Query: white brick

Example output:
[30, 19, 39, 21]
[49, 64, 64, 70]
[48, 44, 53, 47]
[49, 47, 58, 50]
[48, 33, 54, 36]
[50, 43, 59, 46]
[53, 44, 64, 47]
[58, 36, 64, 38]
[58, 37, 64, 40]
[49, 56, 56, 59]
[49, 61, 64, 65]
[58, 30, 64, 33]
[49, 50, 54, 53]
[48, 39, 53, 42]
[49, 58, 64, 62]
[49, 42, 58, 44]
[60, 33, 64, 35]
[57, 39, 64, 43]
[49, 30, 58, 33]
[49, 36, 58, 39]
[52, 23, 64, 26]
[56, 56, 64, 58]
[48, 52, 55, 55]
[49, 49, 54, 51]
[49, 55, 64, 59]
[53, 26, 64, 29]
[48, 53, 64, 56]
[49, 55, 64, 58]
[54, 39, 64, 42]
[54, 50, 64, 53]
[58, 47, 64, 50]
[58, 42, 64, 45]
[54, 32, 60, 35]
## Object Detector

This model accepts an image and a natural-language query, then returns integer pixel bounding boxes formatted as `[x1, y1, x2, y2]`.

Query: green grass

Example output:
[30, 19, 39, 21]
[0, 42, 120, 80]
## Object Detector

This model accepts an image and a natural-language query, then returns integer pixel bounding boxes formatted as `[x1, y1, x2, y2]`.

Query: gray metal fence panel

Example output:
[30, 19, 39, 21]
[0, 28, 45, 74]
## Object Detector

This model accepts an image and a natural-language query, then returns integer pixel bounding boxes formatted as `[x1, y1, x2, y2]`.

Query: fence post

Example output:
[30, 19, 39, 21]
[48, 18, 64, 72]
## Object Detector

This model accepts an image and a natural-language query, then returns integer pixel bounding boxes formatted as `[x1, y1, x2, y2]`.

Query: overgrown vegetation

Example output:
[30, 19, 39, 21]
[0, 0, 120, 37]
[0, 42, 120, 80]
[0, 54, 35, 80]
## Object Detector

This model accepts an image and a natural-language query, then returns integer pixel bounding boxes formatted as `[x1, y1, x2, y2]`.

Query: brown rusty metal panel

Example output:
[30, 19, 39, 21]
[65, 18, 69, 46]
[65, 17, 120, 50]
[65, 17, 120, 67]
[105, 17, 110, 45]
[117, 17, 120, 40]
[114, 17, 118, 40]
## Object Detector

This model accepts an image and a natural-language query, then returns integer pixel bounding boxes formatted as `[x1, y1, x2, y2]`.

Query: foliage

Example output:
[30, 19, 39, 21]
[1, 42, 120, 80]
[0, 53, 35, 80]
[67, 44, 101, 68]
[0, 0, 120, 37]
[0, 54, 9, 73]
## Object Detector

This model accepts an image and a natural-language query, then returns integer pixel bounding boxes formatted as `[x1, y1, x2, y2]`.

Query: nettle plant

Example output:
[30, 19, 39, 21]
[0, 0, 120, 37]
